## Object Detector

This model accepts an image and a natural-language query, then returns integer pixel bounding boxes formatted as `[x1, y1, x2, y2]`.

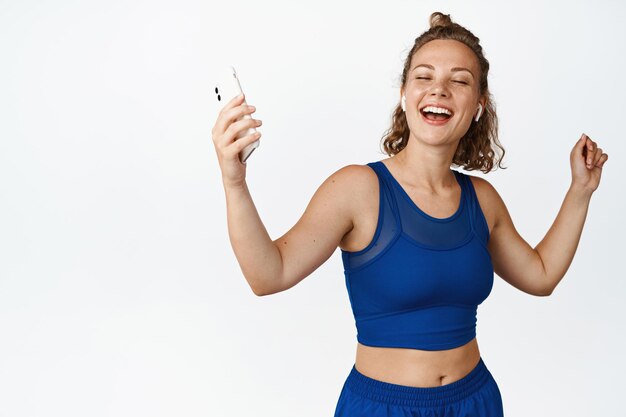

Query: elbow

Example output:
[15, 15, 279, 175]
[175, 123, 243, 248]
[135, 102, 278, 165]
[535, 251, 553, 297]
[537, 282, 554, 297]
[254, 282, 283, 297]
[537, 287, 554, 297]
[250, 279, 270, 297]
[253, 245, 285, 297]
[250, 277, 279, 297]
[245, 274, 268, 297]
[252, 286, 266, 297]
[544, 284, 555, 296]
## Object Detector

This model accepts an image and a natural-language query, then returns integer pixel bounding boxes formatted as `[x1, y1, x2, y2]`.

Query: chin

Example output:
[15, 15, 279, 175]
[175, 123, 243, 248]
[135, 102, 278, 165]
[413, 130, 461, 145]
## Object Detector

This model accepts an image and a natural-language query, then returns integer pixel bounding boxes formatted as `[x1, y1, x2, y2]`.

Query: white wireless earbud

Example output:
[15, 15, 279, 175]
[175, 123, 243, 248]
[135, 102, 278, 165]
[401, 95, 406, 112]
[474, 103, 483, 122]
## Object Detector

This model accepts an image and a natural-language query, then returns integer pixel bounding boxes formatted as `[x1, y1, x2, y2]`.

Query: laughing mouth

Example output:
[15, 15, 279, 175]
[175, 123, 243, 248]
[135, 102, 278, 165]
[420, 106, 453, 121]
[420, 111, 452, 124]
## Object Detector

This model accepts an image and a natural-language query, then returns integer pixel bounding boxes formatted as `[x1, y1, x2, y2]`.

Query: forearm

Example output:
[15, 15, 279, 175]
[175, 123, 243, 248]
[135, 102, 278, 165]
[223, 181, 282, 295]
[535, 183, 593, 294]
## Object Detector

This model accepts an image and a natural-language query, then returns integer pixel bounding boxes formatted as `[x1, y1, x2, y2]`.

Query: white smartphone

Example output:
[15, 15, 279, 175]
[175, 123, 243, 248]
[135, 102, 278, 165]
[213, 66, 260, 163]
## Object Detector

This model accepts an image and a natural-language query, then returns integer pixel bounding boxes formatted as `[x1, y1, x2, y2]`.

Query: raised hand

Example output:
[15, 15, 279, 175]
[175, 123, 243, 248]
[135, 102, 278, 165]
[211, 93, 263, 188]
[570, 133, 608, 194]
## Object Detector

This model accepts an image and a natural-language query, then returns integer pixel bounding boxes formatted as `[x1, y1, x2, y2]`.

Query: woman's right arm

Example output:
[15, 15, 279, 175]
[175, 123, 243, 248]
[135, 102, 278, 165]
[213, 93, 274, 295]
[222, 180, 282, 295]
[222, 167, 357, 296]
[212, 94, 357, 296]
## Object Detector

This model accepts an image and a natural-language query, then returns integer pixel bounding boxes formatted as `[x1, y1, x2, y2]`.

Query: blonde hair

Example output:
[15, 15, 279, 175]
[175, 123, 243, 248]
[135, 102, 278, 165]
[380, 12, 507, 173]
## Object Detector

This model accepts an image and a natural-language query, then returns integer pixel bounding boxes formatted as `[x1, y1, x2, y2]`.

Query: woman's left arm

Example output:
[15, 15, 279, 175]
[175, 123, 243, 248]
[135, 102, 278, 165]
[481, 133, 608, 296]
[534, 133, 609, 294]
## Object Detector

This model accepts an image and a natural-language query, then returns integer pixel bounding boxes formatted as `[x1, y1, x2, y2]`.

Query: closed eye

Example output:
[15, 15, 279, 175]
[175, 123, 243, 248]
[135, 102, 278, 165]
[416, 77, 468, 85]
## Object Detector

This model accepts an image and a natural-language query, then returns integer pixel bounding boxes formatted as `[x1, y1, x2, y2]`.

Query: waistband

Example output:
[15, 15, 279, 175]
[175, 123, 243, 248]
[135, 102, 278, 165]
[345, 357, 491, 408]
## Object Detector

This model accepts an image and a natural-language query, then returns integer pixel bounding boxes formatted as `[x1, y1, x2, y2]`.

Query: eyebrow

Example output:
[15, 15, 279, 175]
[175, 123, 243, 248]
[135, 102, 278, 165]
[412, 64, 475, 79]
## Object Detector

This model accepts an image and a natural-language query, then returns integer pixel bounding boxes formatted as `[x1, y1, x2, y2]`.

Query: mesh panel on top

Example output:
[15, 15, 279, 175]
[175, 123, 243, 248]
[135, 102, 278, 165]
[341, 162, 400, 270]
[341, 161, 478, 272]
[375, 161, 474, 250]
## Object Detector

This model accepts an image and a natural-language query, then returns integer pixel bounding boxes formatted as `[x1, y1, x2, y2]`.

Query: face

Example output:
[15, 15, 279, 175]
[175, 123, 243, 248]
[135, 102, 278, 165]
[402, 39, 484, 144]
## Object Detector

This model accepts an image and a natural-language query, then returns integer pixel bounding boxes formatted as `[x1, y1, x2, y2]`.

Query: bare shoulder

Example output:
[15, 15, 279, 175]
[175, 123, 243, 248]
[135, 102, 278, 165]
[327, 163, 379, 197]
[289, 163, 378, 235]
[326, 162, 378, 210]
[328, 163, 380, 251]
[332, 163, 378, 183]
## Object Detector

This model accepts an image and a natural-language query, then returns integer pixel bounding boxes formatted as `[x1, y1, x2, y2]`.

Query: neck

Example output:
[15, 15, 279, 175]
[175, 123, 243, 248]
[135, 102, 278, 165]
[392, 133, 459, 192]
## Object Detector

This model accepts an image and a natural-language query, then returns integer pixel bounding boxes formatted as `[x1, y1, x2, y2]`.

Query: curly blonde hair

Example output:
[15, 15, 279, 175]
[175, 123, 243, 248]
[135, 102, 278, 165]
[381, 12, 507, 173]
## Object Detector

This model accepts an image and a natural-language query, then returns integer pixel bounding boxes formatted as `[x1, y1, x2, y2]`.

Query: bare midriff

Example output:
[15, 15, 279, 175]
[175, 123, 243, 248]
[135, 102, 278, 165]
[354, 337, 481, 388]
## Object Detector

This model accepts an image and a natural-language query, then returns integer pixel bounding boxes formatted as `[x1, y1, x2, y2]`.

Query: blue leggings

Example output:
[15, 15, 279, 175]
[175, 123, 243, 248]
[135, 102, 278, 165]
[334, 357, 504, 416]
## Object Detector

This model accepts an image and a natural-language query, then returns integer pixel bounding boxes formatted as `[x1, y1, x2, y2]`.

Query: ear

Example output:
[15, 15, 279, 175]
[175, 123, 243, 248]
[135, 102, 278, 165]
[479, 96, 487, 111]
[476, 98, 487, 116]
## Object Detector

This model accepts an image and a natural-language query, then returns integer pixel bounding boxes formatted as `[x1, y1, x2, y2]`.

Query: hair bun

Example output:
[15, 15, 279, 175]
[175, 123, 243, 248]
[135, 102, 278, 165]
[429, 12, 454, 29]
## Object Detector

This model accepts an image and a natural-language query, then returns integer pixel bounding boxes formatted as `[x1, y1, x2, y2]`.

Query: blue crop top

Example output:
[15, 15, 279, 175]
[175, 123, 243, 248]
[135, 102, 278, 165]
[340, 161, 494, 351]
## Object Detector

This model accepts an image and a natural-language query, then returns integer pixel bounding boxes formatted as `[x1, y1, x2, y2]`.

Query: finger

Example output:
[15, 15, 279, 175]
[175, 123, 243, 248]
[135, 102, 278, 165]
[591, 148, 603, 167]
[587, 138, 595, 153]
[215, 103, 256, 138]
[220, 93, 245, 115]
[213, 94, 245, 136]
[228, 131, 262, 158]
[576, 133, 589, 157]
[585, 138, 596, 167]
[226, 103, 256, 125]
[597, 153, 609, 168]
[576, 133, 589, 162]
[224, 117, 261, 144]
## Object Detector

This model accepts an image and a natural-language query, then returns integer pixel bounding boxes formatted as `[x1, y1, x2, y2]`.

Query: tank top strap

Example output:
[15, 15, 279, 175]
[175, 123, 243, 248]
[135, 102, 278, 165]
[454, 170, 476, 232]
[366, 161, 401, 228]
[456, 170, 490, 245]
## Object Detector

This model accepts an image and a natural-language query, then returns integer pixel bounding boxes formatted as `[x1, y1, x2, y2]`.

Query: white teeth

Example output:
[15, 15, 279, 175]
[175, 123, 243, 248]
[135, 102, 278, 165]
[422, 106, 452, 115]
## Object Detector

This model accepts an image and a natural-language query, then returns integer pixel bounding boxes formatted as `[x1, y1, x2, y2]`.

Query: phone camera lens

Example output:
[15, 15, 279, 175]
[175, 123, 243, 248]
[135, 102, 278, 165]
[217, 95, 221, 101]
[215, 87, 218, 94]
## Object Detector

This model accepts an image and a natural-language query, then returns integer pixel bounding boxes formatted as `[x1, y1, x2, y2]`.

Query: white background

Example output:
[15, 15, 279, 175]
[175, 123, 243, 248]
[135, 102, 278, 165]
[1, 0, 624, 416]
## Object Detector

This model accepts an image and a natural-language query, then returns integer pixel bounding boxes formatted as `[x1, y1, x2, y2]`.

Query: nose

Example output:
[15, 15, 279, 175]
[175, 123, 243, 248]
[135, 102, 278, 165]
[428, 81, 449, 97]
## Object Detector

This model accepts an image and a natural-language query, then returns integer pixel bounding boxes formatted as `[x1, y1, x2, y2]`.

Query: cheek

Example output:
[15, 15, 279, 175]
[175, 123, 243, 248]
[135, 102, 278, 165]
[408, 86, 428, 97]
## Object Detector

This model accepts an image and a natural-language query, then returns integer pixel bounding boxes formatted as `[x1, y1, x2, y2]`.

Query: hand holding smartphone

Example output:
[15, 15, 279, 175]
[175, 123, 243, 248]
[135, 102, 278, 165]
[213, 66, 260, 163]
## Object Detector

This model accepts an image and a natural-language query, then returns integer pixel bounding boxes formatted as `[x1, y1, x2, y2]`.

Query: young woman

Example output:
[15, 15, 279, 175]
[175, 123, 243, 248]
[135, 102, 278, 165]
[212, 11, 608, 417]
